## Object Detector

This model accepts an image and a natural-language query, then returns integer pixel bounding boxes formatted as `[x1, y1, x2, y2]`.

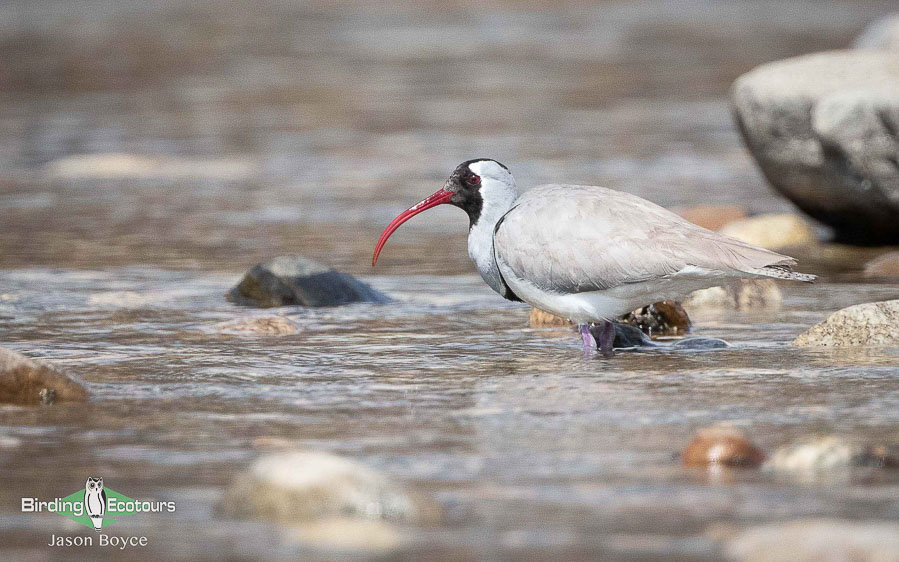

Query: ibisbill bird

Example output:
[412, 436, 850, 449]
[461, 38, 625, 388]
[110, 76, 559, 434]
[372, 159, 815, 354]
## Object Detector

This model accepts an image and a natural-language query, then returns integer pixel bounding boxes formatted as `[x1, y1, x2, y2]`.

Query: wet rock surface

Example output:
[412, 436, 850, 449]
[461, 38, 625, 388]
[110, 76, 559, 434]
[218, 451, 422, 523]
[732, 51, 899, 243]
[726, 519, 899, 562]
[681, 427, 765, 468]
[228, 256, 390, 308]
[684, 279, 783, 313]
[619, 300, 691, 337]
[0, 347, 89, 406]
[717, 213, 816, 250]
[793, 299, 899, 347]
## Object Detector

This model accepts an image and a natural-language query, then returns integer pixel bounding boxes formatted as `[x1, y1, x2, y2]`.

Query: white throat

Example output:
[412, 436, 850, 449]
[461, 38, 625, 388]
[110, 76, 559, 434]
[465, 161, 518, 298]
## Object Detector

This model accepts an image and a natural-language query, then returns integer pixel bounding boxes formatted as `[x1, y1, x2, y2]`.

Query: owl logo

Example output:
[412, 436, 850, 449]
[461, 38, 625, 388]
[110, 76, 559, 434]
[83, 477, 106, 531]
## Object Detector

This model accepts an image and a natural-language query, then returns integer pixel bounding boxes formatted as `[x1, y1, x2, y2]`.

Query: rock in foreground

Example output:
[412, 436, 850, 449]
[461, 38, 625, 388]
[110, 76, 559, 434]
[0, 347, 89, 406]
[219, 451, 421, 523]
[727, 519, 899, 562]
[228, 256, 390, 308]
[732, 51, 899, 243]
[682, 427, 765, 468]
[793, 299, 899, 348]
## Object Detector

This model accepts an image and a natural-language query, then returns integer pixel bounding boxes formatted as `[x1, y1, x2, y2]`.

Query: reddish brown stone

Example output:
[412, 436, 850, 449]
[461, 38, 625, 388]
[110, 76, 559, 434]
[682, 427, 765, 468]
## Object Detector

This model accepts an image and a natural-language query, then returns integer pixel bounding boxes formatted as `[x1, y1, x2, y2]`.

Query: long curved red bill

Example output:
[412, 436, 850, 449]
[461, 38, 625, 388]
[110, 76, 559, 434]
[372, 189, 453, 266]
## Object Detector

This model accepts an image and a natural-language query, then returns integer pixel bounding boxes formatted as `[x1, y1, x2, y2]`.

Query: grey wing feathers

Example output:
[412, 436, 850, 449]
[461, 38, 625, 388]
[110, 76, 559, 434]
[493, 184, 815, 294]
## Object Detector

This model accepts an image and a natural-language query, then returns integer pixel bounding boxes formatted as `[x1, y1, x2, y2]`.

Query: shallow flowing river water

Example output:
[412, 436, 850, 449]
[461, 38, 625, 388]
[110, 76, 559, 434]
[1, 0, 898, 559]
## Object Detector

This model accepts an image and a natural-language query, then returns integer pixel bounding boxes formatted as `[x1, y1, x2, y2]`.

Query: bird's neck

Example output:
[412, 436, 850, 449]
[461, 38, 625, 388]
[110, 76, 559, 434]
[467, 178, 518, 298]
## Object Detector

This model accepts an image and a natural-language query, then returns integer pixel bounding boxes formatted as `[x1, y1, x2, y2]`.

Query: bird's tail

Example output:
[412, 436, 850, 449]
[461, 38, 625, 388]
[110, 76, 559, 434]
[754, 263, 816, 283]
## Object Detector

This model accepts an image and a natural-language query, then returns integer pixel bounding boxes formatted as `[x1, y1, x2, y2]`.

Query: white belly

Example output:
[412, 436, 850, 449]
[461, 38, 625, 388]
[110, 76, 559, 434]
[503, 267, 727, 323]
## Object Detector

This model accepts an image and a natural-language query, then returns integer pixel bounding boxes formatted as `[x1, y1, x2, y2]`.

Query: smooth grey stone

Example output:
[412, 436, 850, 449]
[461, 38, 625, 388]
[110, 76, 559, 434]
[228, 256, 391, 308]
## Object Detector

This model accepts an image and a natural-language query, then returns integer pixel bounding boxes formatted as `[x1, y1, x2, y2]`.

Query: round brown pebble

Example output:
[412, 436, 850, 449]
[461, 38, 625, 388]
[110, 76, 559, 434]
[682, 427, 765, 468]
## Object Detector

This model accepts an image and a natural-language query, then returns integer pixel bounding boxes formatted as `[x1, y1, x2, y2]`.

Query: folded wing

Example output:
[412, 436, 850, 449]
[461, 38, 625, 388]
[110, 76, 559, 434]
[493, 184, 812, 294]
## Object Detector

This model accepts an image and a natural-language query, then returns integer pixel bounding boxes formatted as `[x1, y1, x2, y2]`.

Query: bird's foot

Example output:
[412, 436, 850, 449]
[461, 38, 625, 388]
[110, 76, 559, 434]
[595, 320, 615, 358]
[578, 324, 597, 356]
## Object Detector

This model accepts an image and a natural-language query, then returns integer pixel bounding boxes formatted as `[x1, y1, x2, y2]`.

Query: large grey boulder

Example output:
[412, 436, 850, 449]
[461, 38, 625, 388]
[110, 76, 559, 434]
[0, 347, 89, 406]
[732, 51, 899, 243]
[228, 256, 390, 308]
[854, 14, 899, 50]
[793, 299, 899, 347]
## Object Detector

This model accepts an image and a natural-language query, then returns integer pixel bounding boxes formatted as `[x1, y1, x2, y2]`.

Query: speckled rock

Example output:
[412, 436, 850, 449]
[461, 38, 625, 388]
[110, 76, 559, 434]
[764, 436, 898, 473]
[219, 451, 422, 523]
[682, 427, 765, 468]
[620, 300, 691, 338]
[0, 346, 89, 406]
[732, 51, 899, 243]
[793, 299, 899, 347]
[727, 519, 899, 562]
[854, 14, 899, 50]
[676, 204, 747, 231]
[718, 214, 816, 250]
[228, 256, 390, 308]
[215, 316, 300, 335]
[863, 251, 899, 279]
[683, 279, 783, 313]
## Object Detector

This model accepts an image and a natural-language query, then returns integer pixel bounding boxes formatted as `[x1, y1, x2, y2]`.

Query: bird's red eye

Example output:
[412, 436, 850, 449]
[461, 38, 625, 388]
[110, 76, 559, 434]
[466, 173, 481, 186]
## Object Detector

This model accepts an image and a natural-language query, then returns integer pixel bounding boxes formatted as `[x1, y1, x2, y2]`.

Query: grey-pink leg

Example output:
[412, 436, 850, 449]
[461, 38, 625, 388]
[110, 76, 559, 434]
[578, 323, 596, 354]
[596, 320, 615, 357]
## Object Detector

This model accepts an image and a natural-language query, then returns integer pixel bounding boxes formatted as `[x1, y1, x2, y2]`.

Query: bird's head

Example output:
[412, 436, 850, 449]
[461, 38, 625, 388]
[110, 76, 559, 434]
[372, 159, 514, 266]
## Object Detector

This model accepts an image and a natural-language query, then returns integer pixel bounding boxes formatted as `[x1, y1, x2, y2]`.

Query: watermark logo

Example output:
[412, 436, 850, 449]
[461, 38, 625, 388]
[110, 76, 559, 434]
[21, 477, 175, 548]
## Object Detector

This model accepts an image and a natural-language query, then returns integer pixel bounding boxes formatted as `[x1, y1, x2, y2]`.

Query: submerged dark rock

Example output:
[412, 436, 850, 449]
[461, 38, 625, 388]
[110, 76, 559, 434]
[671, 337, 731, 350]
[0, 346, 89, 406]
[218, 450, 424, 523]
[228, 256, 390, 308]
[607, 323, 654, 348]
